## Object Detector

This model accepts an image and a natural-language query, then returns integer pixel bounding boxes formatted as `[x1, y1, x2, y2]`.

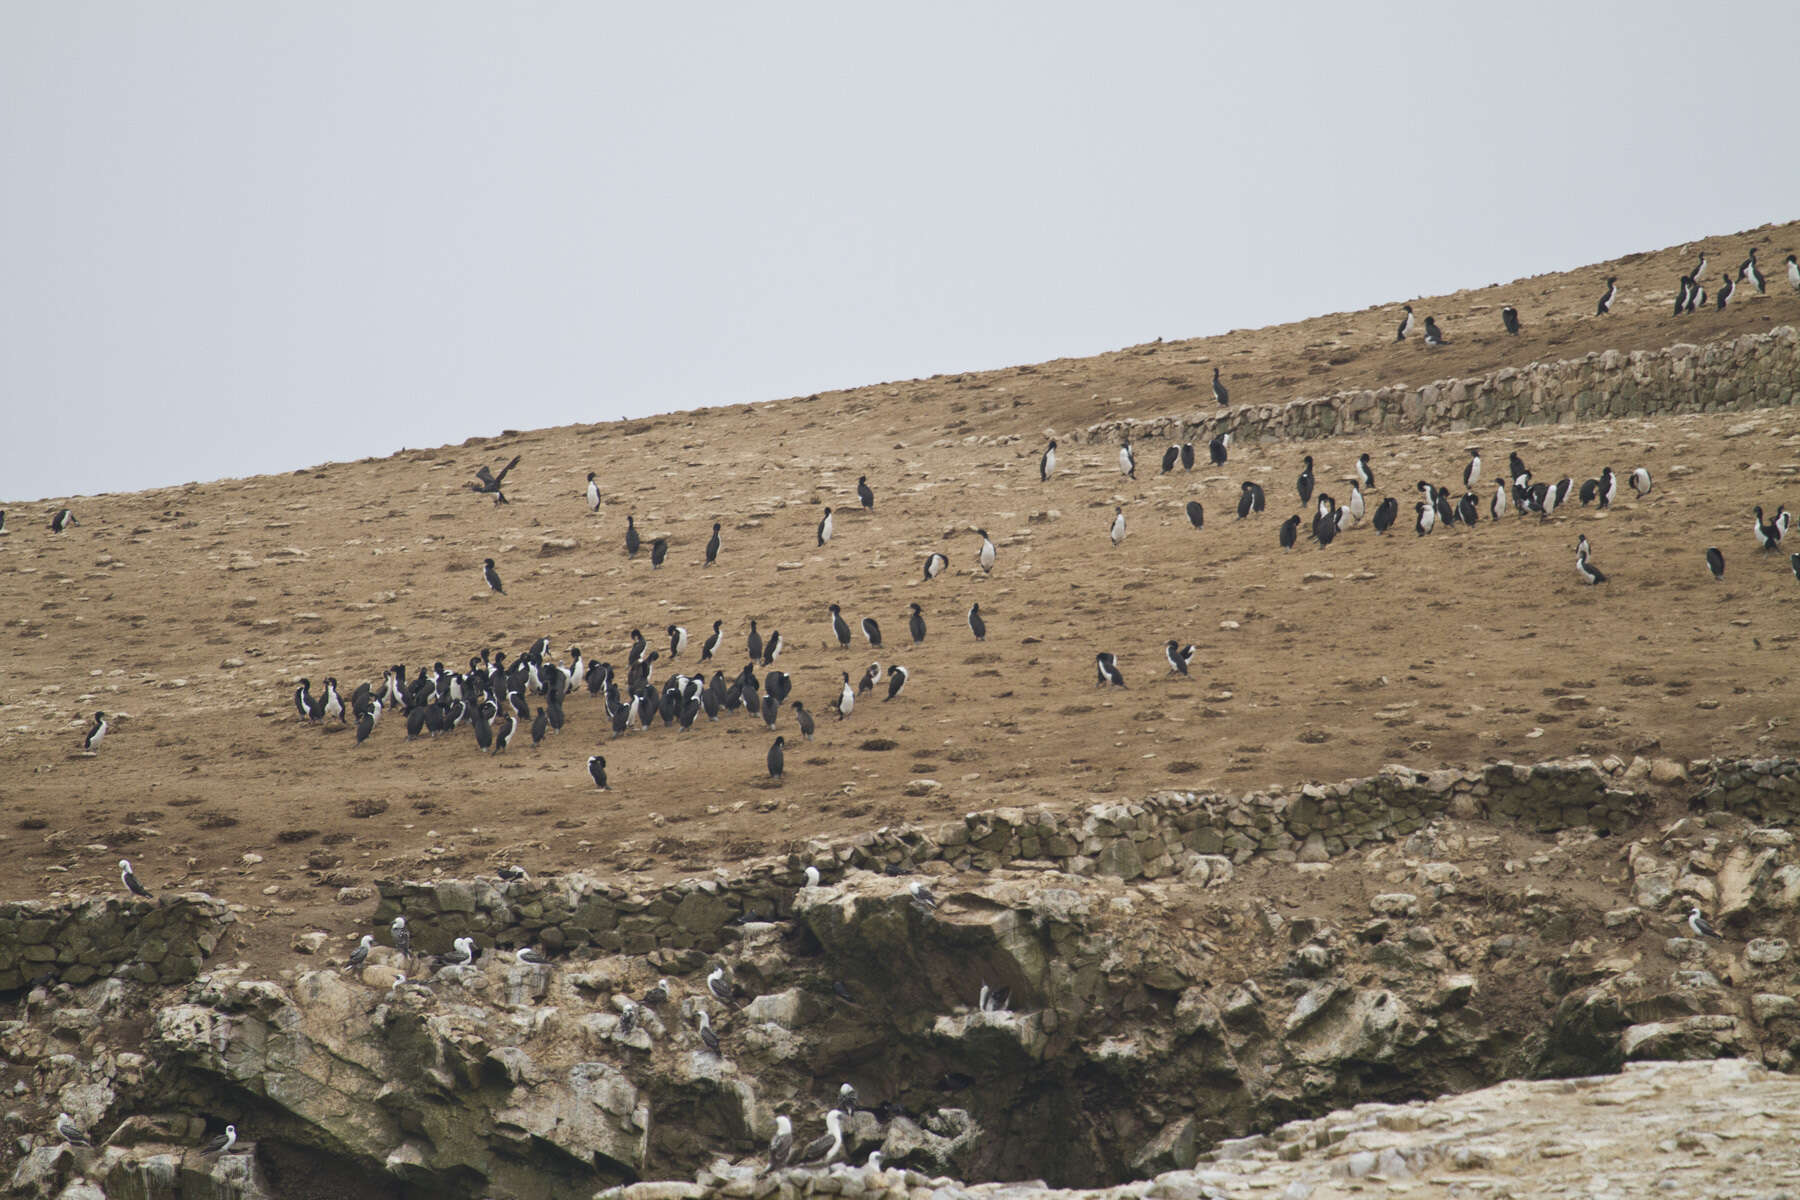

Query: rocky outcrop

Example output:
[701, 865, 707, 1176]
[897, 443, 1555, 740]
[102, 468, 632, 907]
[0, 893, 233, 992]
[1078, 324, 1800, 446]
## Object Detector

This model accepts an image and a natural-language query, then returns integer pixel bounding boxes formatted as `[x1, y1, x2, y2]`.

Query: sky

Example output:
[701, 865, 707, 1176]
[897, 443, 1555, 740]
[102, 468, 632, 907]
[4, 2, 1798, 503]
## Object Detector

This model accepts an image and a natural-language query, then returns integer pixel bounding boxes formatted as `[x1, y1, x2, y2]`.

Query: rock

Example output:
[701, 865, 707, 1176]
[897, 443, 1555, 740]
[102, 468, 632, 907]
[1744, 938, 1790, 966]
[1369, 893, 1418, 916]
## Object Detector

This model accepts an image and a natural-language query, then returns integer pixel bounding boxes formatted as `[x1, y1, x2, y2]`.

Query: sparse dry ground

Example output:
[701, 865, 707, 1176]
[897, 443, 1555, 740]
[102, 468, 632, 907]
[3, 219, 1798, 968]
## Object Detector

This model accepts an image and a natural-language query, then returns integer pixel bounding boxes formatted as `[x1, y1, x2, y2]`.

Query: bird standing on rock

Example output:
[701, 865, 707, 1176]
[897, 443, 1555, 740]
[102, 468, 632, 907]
[120, 858, 152, 899]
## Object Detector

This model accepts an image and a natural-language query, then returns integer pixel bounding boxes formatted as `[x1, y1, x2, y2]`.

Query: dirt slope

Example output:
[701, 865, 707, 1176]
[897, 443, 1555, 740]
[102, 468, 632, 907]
[3, 219, 1798, 964]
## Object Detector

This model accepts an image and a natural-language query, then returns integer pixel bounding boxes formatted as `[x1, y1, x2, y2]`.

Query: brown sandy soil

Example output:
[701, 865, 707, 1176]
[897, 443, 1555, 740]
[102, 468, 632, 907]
[2, 219, 1798, 970]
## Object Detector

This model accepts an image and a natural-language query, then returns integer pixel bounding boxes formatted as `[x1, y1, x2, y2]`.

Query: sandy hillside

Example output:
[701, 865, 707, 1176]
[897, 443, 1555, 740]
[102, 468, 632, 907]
[3, 219, 1798, 964]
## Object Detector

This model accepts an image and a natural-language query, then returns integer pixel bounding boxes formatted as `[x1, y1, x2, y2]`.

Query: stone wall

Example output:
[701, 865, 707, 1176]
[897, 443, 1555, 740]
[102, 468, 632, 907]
[1077, 325, 1800, 446]
[0, 894, 234, 992]
[376, 754, 1800, 958]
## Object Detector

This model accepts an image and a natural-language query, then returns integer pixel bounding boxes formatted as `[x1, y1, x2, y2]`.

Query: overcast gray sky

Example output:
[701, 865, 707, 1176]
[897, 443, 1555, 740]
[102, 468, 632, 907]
[5, 2, 1797, 504]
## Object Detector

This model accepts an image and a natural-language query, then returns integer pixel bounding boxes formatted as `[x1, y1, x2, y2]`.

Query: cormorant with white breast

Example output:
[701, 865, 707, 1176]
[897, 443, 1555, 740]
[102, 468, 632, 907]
[1501, 306, 1521, 335]
[1297, 456, 1314, 504]
[1109, 506, 1127, 546]
[862, 616, 882, 646]
[1185, 500, 1204, 529]
[588, 755, 608, 790]
[1423, 317, 1446, 346]
[817, 507, 833, 547]
[1739, 247, 1764, 293]
[768, 736, 785, 779]
[1040, 440, 1057, 481]
[1166, 641, 1195, 675]
[1395, 305, 1414, 341]
[1212, 367, 1229, 405]
[1706, 547, 1725, 580]
[858, 475, 875, 510]
[1355, 452, 1374, 489]
[976, 529, 996, 573]
[83, 711, 108, 750]
[1464, 448, 1481, 490]
[924, 552, 948, 580]
[483, 558, 504, 594]
[1209, 433, 1229, 465]
[586, 472, 601, 512]
[829, 604, 852, 649]
[1119, 441, 1136, 479]
[1095, 652, 1126, 688]
[968, 603, 986, 641]
[705, 523, 721, 566]
[909, 603, 926, 644]
[1596, 276, 1617, 315]
[885, 664, 909, 700]
[626, 515, 641, 557]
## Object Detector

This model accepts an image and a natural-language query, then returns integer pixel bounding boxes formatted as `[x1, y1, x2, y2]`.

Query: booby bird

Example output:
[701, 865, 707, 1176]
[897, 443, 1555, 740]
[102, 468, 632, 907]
[1209, 433, 1230, 465]
[1185, 500, 1204, 529]
[1095, 652, 1126, 688]
[1160, 445, 1179, 474]
[1706, 547, 1725, 580]
[468, 455, 521, 503]
[1395, 305, 1414, 341]
[707, 965, 735, 1003]
[768, 1115, 794, 1171]
[909, 603, 926, 644]
[643, 978, 671, 1005]
[857, 474, 875, 510]
[1165, 641, 1195, 675]
[1040, 439, 1057, 481]
[119, 858, 153, 898]
[586, 472, 601, 512]
[83, 711, 108, 750]
[838, 1082, 860, 1116]
[1595, 276, 1617, 316]
[391, 915, 412, 959]
[803, 865, 822, 887]
[1212, 366, 1229, 406]
[1296, 455, 1314, 504]
[697, 1009, 721, 1054]
[976, 529, 996, 573]
[650, 537, 669, 568]
[1278, 514, 1300, 550]
[1575, 541, 1607, 585]
[1354, 452, 1374, 489]
[1688, 907, 1722, 939]
[483, 558, 505, 595]
[588, 755, 609, 790]
[1739, 247, 1764, 293]
[57, 1113, 92, 1146]
[1501, 305, 1521, 335]
[51, 508, 79, 532]
[626, 515, 641, 557]
[924, 552, 948, 580]
[817, 507, 833, 547]
[1372, 496, 1398, 533]
[1629, 467, 1652, 497]
[1788, 254, 1800, 293]
[861, 617, 882, 646]
[1109, 506, 1127, 546]
[795, 1109, 846, 1166]
[202, 1126, 239, 1156]
[437, 936, 476, 967]
[1119, 441, 1136, 479]
[347, 934, 374, 970]
[1754, 506, 1782, 550]
[701, 621, 723, 661]
[968, 602, 986, 641]
[1717, 271, 1735, 310]
[829, 604, 852, 649]
[496, 865, 529, 882]
[885, 664, 909, 701]
[767, 735, 785, 779]
[1422, 317, 1446, 346]
[705, 523, 721, 566]
[836, 671, 855, 719]
[793, 701, 815, 739]
[909, 880, 939, 909]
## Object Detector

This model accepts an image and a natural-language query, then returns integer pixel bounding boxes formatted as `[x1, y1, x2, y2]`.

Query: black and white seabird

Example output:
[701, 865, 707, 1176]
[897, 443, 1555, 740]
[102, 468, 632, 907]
[588, 755, 609, 790]
[795, 1110, 846, 1166]
[355, 710, 375, 746]
[1355, 452, 1375, 489]
[702, 620, 723, 661]
[1165, 641, 1195, 675]
[1490, 479, 1508, 521]
[1596, 276, 1617, 316]
[347, 933, 374, 970]
[1415, 501, 1435, 536]
[1119, 441, 1136, 479]
[83, 711, 108, 750]
[51, 508, 78, 532]
[1348, 484, 1365, 523]
[1296, 456, 1314, 504]
[885, 664, 908, 701]
[817, 507, 833, 547]
[769, 1115, 794, 1171]
[1095, 651, 1126, 688]
[857, 662, 879, 696]
[968, 602, 986, 641]
[1575, 541, 1607, 585]
[857, 474, 875, 510]
[924, 552, 948, 580]
[839, 1082, 859, 1115]
[1235, 481, 1265, 519]
[1209, 432, 1230, 465]
[909, 880, 939, 910]
[120, 858, 153, 898]
[436, 936, 476, 967]
[1597, 467, 1618, 509]
[1160, 445, 1180, 474]
[56, 1113, 92, 1147]
[1395, 305, 1414, 341]
[1463, 448, 1481, 490]
[793, 701, 815, 739]
[1674, 276, 1692, 316]
[1501, 306, 1521, 335]
[586, 472, 601, 512]
[1212, 366, 1229, 406]
[1688, 907, 1722, 939]
[201, 1125, 239, 1156]
[861, 616, 882, 646]
[767, 735, 785, 779]
[1278, 514, 1299, 550]
[497, 865, 529, 882]
[468, 455, 520, 503]
[707, 965, 735, 1003]
[391, 915, 411, 958]
[1372, 496, 1398, 533]
[829, 604, 852, 649]
[1754, 506, 1783, 550]
[1687, 278, 1705, 312]
[1040, 439, 1057, 481]
[643, 978, 670, 1005]
[908, 603, 926, 644]
[483, 558, 504, 595]
[1422, 317, 1446, 346]
[836, 671, 855, 719]
[1717, 271, 1735, 310]
[1630, 467, 1652, 497]
[668, 624, 688, 658]
[1787, 254, 1800, 293]
[1109, 506, 1127, 546]
[650, 537, 669, 568]
[761, 629, 783, 665]
[747, 620, 763, 663]
[1706, 547, 1725, 580]
[625, 515, 641, 557]
[1691, 248, 1709, 284]
[1185, 500, 1204, 529]
[1739, 247, 1764, 293]
[1457, 492, 1478, 526]
[705, 523, 721, 566]
[517, 947, 548, 966]
[976, 529, 996, 573]
[697, 1009, 722, 1054]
